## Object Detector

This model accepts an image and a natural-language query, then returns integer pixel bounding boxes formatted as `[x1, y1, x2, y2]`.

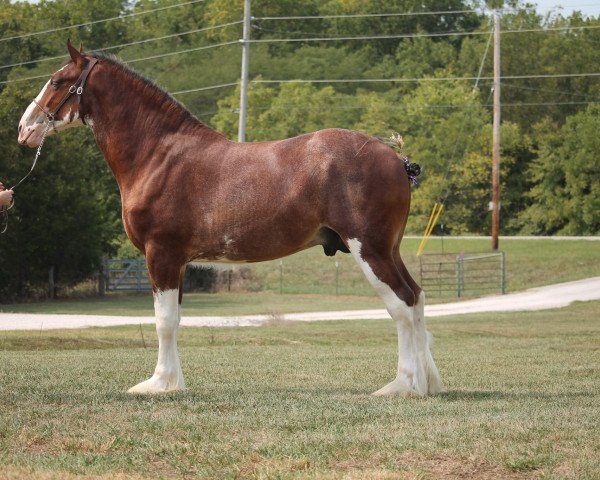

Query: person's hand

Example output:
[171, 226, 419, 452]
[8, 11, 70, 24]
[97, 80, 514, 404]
[0, 182, 5, 191]
[0, 189, 14, 207]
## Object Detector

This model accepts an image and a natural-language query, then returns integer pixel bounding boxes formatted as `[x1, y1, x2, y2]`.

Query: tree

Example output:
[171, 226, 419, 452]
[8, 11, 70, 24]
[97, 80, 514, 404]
[0, 81, 120, 300]
[517, 107, 600, 234]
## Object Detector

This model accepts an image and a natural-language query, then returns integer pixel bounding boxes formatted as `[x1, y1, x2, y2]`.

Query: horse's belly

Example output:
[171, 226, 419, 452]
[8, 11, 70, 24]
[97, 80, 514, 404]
[189, 223, 320, 264]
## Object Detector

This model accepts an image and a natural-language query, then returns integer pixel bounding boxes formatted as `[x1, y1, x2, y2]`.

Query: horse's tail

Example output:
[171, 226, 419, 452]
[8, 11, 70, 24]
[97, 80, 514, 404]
[388, 133, 421, 185]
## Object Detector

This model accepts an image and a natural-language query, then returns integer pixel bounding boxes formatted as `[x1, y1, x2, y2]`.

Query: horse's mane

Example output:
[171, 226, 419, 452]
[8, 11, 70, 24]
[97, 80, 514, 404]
[86, 51, 215, 133]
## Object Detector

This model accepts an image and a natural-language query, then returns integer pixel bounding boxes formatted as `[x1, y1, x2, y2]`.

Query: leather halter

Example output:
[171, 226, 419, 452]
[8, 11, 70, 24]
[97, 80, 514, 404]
[33, 57, 99, 125]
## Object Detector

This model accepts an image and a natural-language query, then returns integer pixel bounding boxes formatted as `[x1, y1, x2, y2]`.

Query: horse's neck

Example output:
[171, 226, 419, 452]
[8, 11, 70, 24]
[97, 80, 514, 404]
[86, 68, 221, 190]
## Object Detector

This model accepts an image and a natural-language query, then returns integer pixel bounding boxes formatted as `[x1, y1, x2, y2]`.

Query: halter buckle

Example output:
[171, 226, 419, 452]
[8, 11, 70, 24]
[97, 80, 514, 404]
[76, 86, 83, 95]
[68, 85, 76, 94]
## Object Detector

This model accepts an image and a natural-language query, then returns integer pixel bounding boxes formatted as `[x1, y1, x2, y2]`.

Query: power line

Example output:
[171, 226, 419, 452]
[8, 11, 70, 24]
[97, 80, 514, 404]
[0, 21, 243, 71]
[0, 0, 207, 43]
[439, 28, 494, 205]
[501, 82, 600, 101]
[5, 19, 598, 74]
[6, 68, 599, 88]
[121, 41, 239, 65]
[253, 9, 482, 21]
[248, 23, 600, 44]
[251, 72, 600, 85]
[0, 40, 239, 86]
[202, 99, 600, 116]
[172, 82, 238, 95]
[249, 30, 488, 43]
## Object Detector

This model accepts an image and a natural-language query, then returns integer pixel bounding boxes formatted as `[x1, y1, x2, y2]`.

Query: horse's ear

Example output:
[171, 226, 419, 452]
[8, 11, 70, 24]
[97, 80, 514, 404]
[67, 39, 85, 67]
[79, 42, 84, 53]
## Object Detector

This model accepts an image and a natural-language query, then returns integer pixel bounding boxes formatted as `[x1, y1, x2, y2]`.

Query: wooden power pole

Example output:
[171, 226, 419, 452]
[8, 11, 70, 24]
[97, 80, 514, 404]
[238, 0, 251, 142]
[491, 11, 501, 250]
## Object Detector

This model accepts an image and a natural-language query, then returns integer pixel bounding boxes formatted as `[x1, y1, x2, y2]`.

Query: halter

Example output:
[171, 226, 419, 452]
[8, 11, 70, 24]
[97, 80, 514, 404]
[1, 58, 99, 233]
[32, 57, 99, 128]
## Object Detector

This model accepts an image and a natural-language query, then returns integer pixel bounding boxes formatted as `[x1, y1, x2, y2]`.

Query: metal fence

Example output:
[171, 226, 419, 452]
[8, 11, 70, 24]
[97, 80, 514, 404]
[104, 258, 151, 292]
[419, 252, 506, 297]
[104, 250, 506, 297]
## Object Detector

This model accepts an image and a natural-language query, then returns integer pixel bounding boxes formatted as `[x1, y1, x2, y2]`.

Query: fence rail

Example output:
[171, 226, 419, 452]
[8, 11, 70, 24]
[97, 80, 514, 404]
[104, 258, 151, 292]
[419, 252, 505, 297]
[103, 250, 506, 297]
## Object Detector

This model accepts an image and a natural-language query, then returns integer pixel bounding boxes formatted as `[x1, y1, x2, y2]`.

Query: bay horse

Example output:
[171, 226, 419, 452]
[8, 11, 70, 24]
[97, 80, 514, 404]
[18, 41, 443, 396]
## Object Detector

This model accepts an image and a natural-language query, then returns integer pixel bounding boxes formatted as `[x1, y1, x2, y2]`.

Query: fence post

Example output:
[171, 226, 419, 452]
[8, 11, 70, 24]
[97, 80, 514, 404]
[98, 258, 106, 296]
[48, 266, 55, 300]
[500, 250, 506, 294]
[279, 260, 283, 294]
[335, 261, 339, 296]
[456, 255, 463, 298]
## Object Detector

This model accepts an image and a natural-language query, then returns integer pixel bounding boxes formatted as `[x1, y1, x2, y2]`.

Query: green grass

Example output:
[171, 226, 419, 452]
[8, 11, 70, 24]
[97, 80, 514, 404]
[0, 292, 384, 316]
[1, 301, 598, 479]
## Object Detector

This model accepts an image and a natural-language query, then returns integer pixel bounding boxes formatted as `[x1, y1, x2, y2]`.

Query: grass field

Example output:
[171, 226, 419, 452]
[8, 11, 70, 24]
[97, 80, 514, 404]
[1, 301, 598, 479]
[1, 237, 598, 317]
[250, 237, 600, 296]
[0, 292, 385, 316]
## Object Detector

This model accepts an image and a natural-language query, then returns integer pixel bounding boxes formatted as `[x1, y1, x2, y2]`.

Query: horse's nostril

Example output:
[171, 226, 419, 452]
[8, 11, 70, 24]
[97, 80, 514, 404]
[18, 124, 22, 134]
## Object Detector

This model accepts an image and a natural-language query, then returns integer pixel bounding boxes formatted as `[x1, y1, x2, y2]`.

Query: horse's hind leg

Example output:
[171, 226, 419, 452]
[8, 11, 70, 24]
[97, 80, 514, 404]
[347, 238, 428, 396]
[128, 248, 186, 394]
[395, 256, 444, 394]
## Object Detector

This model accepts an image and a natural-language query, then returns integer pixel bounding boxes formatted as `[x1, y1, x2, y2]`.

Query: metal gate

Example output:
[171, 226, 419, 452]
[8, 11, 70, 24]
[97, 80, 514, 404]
[105, 258, 151, 292]
[419, 252, 506, 298]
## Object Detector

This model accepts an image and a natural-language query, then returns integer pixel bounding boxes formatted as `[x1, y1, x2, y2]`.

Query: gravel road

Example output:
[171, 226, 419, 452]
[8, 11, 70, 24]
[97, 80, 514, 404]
[1, 277, 598, 331]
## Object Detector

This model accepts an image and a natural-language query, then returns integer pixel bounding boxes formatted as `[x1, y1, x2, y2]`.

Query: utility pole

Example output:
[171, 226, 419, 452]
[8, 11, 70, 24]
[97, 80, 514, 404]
[238, 0, 251, 142]
[491, 10, 501, 250]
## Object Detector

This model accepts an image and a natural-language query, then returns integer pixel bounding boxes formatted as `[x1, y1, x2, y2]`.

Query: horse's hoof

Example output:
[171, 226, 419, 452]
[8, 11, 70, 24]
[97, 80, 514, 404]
[427, 378, 445, 395]
[372, 378, 425, 397]
[127, 374, 184, 394]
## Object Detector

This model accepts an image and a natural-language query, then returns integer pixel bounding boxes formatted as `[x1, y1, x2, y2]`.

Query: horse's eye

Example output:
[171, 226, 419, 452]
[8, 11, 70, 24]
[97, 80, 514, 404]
[50, 80, 61, 89]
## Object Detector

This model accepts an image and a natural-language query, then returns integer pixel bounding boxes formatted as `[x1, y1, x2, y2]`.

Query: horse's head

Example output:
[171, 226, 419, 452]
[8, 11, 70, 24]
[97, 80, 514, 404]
[18, 40, 97, 147]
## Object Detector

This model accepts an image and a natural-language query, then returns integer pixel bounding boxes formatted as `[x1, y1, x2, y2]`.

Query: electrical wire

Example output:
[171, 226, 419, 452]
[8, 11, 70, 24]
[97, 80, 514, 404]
[172, 82, 238, 95]
[193, 98, 600, 115]
[0, 40, 240, 85]
[248, 23, 600, 44]
[253, 9, 482, 21]
[0, 21, 243, 71]
[125, 40, 239, 64]
[249, 30, 489, 43]
[0, 0, 207, 43]
[500, 82, 600, 100]
[6, 69, 599, 88]
[251, 72, 600, 85]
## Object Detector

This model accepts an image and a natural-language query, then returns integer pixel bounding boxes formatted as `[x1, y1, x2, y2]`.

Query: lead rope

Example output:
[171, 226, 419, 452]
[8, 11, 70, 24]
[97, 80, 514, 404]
[1, 116, 53, 234]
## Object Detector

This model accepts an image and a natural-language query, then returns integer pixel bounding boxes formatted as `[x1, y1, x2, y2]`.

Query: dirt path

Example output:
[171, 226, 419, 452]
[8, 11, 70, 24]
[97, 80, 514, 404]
[1, 277, 598, 331]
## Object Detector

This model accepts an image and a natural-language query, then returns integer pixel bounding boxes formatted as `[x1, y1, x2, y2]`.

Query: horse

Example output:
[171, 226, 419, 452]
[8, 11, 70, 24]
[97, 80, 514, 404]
[18, 41, 443, 396]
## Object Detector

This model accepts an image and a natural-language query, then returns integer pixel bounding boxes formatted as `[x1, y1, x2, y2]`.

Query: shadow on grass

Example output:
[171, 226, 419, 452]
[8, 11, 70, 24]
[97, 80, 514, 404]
[1, 387, 593, 406]
[440, 389, 593, 401]
[440, 390, 516, 401]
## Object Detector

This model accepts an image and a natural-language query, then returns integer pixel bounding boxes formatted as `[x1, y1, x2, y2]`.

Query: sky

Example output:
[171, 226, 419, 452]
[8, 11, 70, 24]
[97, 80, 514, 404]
[532, 0, 600, 17]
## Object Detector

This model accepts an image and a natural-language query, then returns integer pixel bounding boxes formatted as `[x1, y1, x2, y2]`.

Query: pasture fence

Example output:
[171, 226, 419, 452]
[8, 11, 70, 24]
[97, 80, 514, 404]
[104, 258, 151, 292]
[419, 251, 506, 297]
[103, 249, 506, 297]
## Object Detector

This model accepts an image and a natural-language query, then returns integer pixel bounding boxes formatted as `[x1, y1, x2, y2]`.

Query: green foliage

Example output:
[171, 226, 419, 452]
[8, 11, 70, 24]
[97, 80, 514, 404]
[0, 69, 120, 301]
[518, 106, 600, 234]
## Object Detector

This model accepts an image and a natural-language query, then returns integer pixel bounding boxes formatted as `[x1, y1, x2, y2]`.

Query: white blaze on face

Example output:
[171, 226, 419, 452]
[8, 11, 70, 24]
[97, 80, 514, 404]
[17, 67, 85, 148]
[17, 80, 50, 146]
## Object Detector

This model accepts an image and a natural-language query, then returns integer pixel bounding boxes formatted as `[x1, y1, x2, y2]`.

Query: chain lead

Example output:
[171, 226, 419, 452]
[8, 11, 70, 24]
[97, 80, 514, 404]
[1, 117, 53, 233]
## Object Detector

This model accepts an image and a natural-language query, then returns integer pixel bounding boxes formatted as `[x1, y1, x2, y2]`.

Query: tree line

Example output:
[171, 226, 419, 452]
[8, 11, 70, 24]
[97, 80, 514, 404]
[0, 0, 598, 300]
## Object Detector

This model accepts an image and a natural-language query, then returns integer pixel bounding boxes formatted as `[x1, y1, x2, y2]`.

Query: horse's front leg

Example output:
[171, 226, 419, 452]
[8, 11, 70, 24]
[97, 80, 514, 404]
[128, 250, 186, 394]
